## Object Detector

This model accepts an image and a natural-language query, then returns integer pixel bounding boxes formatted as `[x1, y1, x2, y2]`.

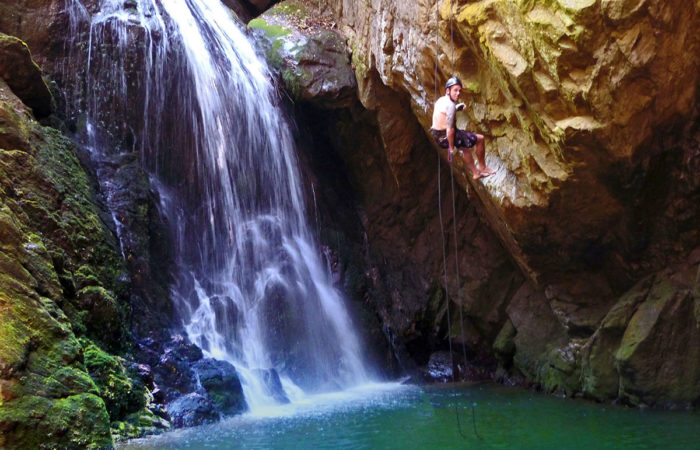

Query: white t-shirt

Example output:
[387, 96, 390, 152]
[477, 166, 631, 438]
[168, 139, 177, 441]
[432, 95, 456, 130]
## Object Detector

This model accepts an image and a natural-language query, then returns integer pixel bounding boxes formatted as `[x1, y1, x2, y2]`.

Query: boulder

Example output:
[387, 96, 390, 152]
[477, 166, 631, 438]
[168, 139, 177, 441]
[193, 358, 248, 414]
[614, 273, 700, 407]
[167, 393, 219, 428]
[582, 269, 700, 408]
[155, 336, 203, 402]
[81, 340, 147, 421]
[249, 0, 356, 108]
[423, 351, 454, 383]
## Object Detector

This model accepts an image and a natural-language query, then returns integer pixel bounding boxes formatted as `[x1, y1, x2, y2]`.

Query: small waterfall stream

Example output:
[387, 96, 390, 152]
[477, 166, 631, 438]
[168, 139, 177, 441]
[68, 0, 372, 410]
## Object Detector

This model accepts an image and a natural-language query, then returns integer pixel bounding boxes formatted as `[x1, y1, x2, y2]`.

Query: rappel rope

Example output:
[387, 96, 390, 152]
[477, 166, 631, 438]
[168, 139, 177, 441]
[434, 0, 480, 441]
[435, 0, 455, 388]
[448, 0, 470, 390]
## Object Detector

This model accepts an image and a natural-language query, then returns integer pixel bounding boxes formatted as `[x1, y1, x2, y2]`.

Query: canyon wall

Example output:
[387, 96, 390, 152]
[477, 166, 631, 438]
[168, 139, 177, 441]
[254, 0, 700, 407]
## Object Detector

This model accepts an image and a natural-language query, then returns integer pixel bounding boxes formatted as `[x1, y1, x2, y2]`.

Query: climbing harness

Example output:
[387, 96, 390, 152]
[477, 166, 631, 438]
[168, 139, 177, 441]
[434, 0, 481, 441]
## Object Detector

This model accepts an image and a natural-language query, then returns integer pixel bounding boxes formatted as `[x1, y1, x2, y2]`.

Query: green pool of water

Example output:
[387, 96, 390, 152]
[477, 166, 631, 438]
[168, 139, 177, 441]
[121, 383, 700, 449]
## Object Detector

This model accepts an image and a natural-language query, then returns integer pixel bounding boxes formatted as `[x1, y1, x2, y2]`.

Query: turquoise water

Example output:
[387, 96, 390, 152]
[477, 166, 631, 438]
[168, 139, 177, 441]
[122, 383, 700, 449]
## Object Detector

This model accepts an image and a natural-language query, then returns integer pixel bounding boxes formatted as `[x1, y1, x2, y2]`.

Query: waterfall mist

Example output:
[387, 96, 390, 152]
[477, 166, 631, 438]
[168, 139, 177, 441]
[67, 0, 373, 409]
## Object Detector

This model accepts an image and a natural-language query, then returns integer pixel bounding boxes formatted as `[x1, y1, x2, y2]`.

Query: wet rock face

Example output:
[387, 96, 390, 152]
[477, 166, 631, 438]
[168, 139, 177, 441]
[136, 333, 248, 428]
[167, 393, 219, 428]
[2, 0, 176, 333]
[193, 359, 248, 414]
[254, 368, 290, 404]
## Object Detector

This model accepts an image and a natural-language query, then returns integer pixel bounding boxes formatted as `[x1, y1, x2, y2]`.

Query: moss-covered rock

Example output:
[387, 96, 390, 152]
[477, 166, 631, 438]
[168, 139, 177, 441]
[0, 393, 112, 449]
[77, 286, 126, 345]
[0, 41, 144, 447]
[81, 339, 146, 420]
[249, 0, 356, 108]
[493, 319, 516, 364]
[615, 274, 700, 407]
[580, 276, 652, 401]
[192, 358, 246, 415]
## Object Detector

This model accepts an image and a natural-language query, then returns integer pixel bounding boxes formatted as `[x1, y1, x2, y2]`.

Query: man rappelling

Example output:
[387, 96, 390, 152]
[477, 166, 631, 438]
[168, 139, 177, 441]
[430, 76, 495, 180]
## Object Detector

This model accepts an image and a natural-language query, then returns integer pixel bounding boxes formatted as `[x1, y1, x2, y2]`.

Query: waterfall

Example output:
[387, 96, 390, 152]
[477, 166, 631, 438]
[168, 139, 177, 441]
[69, 0, 372, 410]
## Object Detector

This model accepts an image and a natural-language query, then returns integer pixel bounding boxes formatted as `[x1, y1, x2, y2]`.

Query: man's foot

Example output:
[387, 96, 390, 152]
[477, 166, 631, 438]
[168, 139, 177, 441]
[471, 171, 486, 180]
[480, 167, 496, 175]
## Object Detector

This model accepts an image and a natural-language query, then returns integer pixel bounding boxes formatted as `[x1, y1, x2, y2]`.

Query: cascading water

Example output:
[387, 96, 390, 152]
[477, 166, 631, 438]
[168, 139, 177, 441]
[68, 0, 373, 410]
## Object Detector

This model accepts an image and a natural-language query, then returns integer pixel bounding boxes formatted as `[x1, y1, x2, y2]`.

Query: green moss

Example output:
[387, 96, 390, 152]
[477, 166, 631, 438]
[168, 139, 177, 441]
[538, 344, 580, 396]
[34, 128, 125, 297]
[0, 304, 31, 379]
[463, 80, 481, 95]
[248, 18, 292, 40]
[74, 264, 100, 289]
[493, 319, 516, 360]
[268, 38, 287, 69]
[616, 279, 676, 362]
[350, 43, 369, 82]
[458, 2, 491, 26]
[111, 409, 169, 442]
[81, 339, 147, 421]
[23, 233, 63, 299]
[274, 2, 303, 15]
[0, 393, 112, 449]
[22, 365, 99, 399]
[282, 66, 309, 98]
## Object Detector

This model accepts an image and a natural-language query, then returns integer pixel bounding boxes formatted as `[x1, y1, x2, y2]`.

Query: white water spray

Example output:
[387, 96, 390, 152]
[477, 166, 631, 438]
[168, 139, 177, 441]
[72, 0, 373, 411]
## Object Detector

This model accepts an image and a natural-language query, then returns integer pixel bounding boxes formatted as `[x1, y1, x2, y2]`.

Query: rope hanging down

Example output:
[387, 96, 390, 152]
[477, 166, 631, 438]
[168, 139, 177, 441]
[447, 0, 469, 388]
[435, 0, 454, 383]
[434, 0, 469, 387]
[434, 0, 480, 441]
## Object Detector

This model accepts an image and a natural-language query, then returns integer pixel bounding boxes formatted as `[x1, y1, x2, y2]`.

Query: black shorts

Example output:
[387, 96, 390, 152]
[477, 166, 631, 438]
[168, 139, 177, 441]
[430, 129, 478, 149]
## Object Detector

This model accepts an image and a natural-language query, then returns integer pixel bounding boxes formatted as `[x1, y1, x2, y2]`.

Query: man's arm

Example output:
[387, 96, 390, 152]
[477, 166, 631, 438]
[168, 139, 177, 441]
[446, 103, 456, 153]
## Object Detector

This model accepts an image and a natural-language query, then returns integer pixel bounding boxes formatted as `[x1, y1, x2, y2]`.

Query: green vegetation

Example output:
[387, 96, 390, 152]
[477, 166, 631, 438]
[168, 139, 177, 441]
[248, 18, 291, 40]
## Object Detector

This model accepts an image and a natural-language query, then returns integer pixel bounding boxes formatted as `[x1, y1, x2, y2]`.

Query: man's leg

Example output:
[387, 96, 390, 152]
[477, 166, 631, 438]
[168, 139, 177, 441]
[457, 147, 482, 180]
[474, 134, 495, 175]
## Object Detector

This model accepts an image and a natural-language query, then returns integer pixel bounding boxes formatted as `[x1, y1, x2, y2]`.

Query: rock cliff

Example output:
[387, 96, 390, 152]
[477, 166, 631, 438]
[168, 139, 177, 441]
[0, 32, 170, 448]
[254, 0, 699, 407]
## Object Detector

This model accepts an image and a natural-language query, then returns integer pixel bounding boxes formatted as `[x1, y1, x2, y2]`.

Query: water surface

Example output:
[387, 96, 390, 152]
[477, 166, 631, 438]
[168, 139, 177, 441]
[122, 383, 700, 449]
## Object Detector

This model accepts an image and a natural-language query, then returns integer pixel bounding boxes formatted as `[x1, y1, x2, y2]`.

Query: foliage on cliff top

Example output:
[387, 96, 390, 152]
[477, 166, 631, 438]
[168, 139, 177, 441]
[249, 0, 337, 39]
